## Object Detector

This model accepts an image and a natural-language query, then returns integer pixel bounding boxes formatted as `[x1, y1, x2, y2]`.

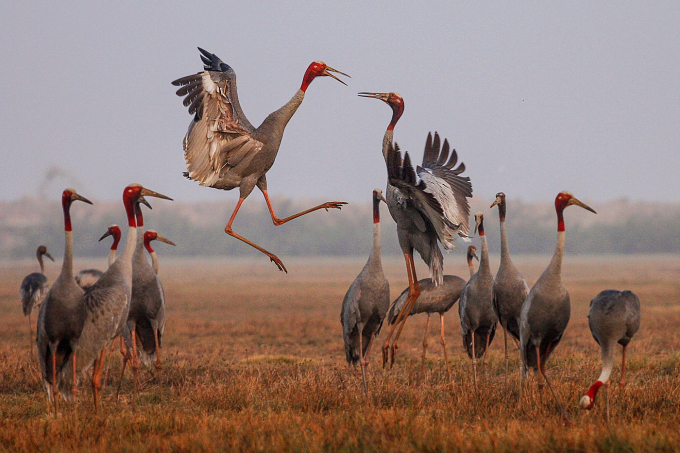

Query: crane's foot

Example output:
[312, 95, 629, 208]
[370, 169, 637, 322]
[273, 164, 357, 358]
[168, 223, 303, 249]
[268, 254, 287, 273]
[322, 201, 348, 211]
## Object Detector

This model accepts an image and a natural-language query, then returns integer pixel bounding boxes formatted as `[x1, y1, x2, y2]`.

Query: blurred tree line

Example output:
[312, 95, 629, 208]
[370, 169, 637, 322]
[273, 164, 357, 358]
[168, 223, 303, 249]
[2, 196, 679, 260]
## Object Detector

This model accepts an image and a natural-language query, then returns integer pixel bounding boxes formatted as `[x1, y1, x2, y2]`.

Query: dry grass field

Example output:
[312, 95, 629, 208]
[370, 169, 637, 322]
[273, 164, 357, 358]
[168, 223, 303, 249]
[1, 254, 679, 452]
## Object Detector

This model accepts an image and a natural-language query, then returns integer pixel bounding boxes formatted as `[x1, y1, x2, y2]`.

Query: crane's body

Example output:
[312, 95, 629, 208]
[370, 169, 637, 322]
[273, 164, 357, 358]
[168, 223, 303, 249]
[75, 269, 104, 292]
[57, 185, 172, 412]
[341, 189, 390, 392]
[173, 48, 348, 272]
[36, 190, 91, 412]
[580, 289, 640, 415]
[359, 92, 472, 367]
[490, 192, 529, 382]
[459, 213, 497, 389]
[20, 246, 54, 318]
[519, 191, 596, 424]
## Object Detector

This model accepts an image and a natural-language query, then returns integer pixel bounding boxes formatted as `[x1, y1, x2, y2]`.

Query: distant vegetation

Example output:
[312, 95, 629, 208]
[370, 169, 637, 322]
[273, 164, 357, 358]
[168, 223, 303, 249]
[2, 196, 679, 259]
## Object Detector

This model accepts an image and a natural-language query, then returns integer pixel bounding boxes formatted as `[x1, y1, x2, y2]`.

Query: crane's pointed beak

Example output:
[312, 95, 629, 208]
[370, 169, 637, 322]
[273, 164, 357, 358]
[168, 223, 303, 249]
[376, 193, 387, 204]
[155, 234, 176, 247]
[490, 196, 502, 209]
[570, 197, 597, 214]
[473, 251, 479, 262]
[323, 66, 350, 85]
[72, 193, 93, 205]
[137, 196, 152, 210]
[358, 92, 390, 102]
[45, 252, 55, 262]
[140, 187, 173, 201]
[99, 230, 113, 242]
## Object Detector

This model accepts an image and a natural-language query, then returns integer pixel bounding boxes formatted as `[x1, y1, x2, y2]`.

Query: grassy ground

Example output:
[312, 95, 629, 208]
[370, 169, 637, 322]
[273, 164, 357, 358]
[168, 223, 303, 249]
[1, 254, 679, 452]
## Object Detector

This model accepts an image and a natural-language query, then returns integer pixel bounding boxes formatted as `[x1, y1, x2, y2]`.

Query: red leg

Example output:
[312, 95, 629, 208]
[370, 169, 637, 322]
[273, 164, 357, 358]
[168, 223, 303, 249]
[262, 190, 346, 226]
[420, 314, 431, 377]
[619, 345, 627, 389]
[439, 314, 452, 385]
[91, 348, 107, 414]
[154, 329, 162, 373]
[537, 345, 570, 426]
[131, 330, 139, 403]
[390, 254, 421, 366]
[52, 351, 58, 415]
[225, 198, 287, 273]
[382, 253, 418, 367]
[72, 353, 77, 403]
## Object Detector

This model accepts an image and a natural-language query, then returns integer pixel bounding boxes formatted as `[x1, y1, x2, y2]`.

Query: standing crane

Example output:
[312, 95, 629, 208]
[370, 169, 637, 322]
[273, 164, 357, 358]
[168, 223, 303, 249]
[172, 48, 349, 273]
[490, 192, 529, 384]
[59, 184, 172, 413]
[519, 191, 596, 424]
[387, 273, 466, 382]
[359, 92, 472, 366]
[119, 228, 176, 398]
[75, 224, 124, 291]
[466, 245, 479, 278]
[580, 289, 640, 420]
[20, 245, 54, 356]
[341, 189, 389, 393]
[459, 213, 498, 391]
[36, 189, 92, 414]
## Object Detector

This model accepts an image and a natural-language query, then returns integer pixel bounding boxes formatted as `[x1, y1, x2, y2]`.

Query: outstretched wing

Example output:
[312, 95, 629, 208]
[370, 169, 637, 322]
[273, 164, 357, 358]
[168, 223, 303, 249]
[386, 140, 464, 250]
[417, 132, 473, 244]
[172, 48, 263, 187]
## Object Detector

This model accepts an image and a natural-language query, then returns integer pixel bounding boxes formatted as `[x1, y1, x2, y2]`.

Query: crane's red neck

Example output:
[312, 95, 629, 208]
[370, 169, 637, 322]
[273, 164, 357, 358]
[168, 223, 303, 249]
[387, 97, 404, 131]
[134, 203, 145, 228]
[123, 186, 142, 227]
[372, 191, 381, 224]
[495, 196, 507, 222]
[110, 227, 122, 251]
[555, 195, 569, 232]
[477, 219, 485, 236]
[62, 190, 74, 232]
[583, 381, 603, 409]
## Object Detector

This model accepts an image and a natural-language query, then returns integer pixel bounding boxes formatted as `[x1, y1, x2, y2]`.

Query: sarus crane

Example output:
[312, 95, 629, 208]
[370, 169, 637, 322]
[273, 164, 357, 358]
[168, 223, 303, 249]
[172, 48, 349, 273]
[359, 92, 472, 367]
[579, 289, 640, 420]
[20, 245, 54, 356]
[341, 189, 389, 393]
[519, 190, 596, 424]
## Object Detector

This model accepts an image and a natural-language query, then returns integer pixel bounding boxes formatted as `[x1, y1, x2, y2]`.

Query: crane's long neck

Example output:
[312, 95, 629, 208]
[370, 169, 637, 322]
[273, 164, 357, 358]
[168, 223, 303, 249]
[478, 223, 491, 278]
[382, 129, 394, 163]
[262, 90, 305, 139]
[108, 249, 116, 267]
[116, 200, 139, 280]
[498, 201, 511, 263]
[468, 260, 475, 279]
[149, 251, 159, 274]
[367, 195, 382, 267]
[581, 341, 615, 407]
[38, 252, 45, 274]
[61, 200, 75, 278]
[548, 211, 567, 279]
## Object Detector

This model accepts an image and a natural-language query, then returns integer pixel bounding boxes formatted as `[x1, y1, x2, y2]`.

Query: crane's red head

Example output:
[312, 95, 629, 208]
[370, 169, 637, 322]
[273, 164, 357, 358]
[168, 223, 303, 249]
[554, 191, 596, 232]
[99, 225, 122, 250]
[358, 92, 404, 130]
[474, 212, 485, 236]
[579, 381, 604, 410]
[490, 192, 507, 221]
[122, 184, 173, 227]
[61, 188, 92, 232]
[467, 245, 479, 264]
[143, 230, 176, 254]
[301, 61, 350, 92]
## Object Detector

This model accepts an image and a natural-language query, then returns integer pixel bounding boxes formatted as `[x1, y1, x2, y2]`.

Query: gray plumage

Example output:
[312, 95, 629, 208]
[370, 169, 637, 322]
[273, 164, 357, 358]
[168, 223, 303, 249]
[172, 48, 348, 272]
[519, 191, 595, 422]
[20, 245, 54, 316]
[36, 189, 92, 406]
[75, 269, 104, 291]
[341, 190, 390, 376]
[491, 192, 528, 342]
[459, 213, 497, 360]
[358, 92, 472, 366]
[579, 289, 640, 410]
[387, 275, 465, 325]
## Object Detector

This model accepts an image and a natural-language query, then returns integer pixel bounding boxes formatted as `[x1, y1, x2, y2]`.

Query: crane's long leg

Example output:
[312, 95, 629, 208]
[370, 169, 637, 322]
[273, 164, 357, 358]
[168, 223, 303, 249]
[131, 330, 139, 403]
[225, 198, 287, 273]
[28, 313, 34, 359]
[262, 190, 346, 226]
[619, 345, 627, 389]
[439, 314, 452, 385]
[382, 253, 419, 367]
[72, 353, 77, 403]
[504, 328, 508, 387]
[389, 254, 421, 367]
[536, 345, 570, 426]
[52, 350, 59, 416]
[606, 381, 611, 424]
[420, 314, 431, 377]
[154, 329, 162, 373]
[472, 334, 478, 392]
[92, 347, 108, 415]
[358, 325, 367, 395]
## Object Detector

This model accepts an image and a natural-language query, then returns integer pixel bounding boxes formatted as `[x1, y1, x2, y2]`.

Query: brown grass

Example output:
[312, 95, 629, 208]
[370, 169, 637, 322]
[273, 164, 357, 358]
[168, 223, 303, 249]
[1, 254, 680, 452]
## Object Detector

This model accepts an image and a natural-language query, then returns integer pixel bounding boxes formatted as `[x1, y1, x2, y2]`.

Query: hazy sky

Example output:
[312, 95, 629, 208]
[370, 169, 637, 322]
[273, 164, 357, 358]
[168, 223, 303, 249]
[1, 2, 678, 206]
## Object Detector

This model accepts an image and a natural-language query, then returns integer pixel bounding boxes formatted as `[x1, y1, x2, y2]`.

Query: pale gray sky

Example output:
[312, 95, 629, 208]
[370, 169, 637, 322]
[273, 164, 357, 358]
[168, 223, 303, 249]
[1, 1, 678, 205]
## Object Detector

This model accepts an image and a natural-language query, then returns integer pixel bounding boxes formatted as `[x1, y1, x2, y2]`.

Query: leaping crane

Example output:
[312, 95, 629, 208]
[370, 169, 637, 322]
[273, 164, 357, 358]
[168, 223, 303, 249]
[172, 48, 349, 273]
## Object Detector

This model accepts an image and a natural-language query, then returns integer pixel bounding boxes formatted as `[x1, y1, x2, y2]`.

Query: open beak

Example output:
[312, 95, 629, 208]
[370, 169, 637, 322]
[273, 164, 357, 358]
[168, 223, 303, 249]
[137, 196, 152, 210]
[570, 197, 597, 214]
[72, 193, 93, 205]
[358, 92, 389, 102]
[156, 234, 176, 247]
[140, 187, 173, 201]
[323, 66, 350, 85]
